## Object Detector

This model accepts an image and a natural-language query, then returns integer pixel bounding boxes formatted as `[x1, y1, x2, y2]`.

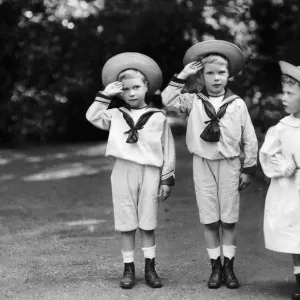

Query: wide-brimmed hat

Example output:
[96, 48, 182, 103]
[183, 40, 245, 77]
[279, 61, 300, 82]
[101, 52, 163, 95]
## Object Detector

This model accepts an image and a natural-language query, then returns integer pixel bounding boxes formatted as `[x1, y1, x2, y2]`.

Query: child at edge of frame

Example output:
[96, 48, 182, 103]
[259, 60, 300, 300]
[161, 40, 258, 289]
[85, 52, 175, 289]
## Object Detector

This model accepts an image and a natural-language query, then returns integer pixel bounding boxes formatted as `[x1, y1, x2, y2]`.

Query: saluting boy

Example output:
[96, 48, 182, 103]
[162, 40, 258, 289]
[86, 53, 175, 289]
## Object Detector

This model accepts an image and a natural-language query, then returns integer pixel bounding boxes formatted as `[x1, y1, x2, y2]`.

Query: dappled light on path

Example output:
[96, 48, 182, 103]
[0, 143, 112, 182]
[0, 175, 15, 181]
[0, 143, 107, 166]
[65, 219, 106, 226]
[22, 161, 112, 181]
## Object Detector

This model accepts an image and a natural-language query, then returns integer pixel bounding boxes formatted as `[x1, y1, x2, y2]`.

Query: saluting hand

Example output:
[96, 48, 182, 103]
[102, 81, 124, 97]
[177, 61, 203, 80]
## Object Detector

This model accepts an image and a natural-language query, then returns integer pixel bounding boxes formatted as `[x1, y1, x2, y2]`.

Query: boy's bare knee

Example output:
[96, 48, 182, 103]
[139, 228, 154, 234]
[221, 221, 236, 230]
[121, 229, 136, 235]
[204, 221, 220, 231]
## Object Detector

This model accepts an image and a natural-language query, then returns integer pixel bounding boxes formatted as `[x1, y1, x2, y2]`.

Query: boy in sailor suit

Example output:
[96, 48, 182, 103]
[260, 60, 300, 300]
[86, 53, 175, 289]
[162, 40, 258, 289]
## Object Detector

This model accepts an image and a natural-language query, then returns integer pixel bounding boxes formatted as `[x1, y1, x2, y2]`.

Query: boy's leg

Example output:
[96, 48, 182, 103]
[140, 229, 161, 288]
[204, 221, 223, 289]
[218, 158, 241, 289]
[221, 221, 239, 289]
[120, 230, 136, 289]
[204, 221, 221, 249]
[138, 165, 162, 288]
[140, 229, 155, 248]
[121, 230, 136, 252]
[193, 156, 222, 289]
[292, 254, 300, 299]
[111, 159, 141, 289]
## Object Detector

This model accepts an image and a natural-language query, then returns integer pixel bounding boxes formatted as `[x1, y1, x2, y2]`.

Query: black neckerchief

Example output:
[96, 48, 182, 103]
[118, 107, 163, 143]
[197, 88, 240, 142]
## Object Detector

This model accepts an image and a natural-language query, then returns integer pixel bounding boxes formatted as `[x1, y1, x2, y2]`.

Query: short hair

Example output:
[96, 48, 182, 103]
[281, 74, 300, 87]
[118, 69, 147, 84]
[202, 54, 229, 71]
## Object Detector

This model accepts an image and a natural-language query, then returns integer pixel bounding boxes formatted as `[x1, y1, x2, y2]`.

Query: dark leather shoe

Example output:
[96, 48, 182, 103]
[120, 262, 135, 289]
[223, 257, 239, 289]
[292, 274, 300, 300]
[145, 258, 162, 288]
[208, 256, 223, 289]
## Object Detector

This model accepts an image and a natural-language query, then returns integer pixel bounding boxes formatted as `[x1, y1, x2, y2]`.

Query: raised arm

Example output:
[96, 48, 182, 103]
[86, 82, 124, 130]
[161, 61, 202, 115]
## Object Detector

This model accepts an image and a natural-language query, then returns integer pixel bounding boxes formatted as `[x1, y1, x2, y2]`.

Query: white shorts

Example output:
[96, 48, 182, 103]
[193, 155, 241, 224]
[111, 158, 161, 232]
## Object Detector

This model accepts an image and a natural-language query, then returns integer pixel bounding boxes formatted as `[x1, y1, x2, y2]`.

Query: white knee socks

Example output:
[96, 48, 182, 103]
[122, 250, 134, 263]
[222, 245, 236, 259]
[142, 245, 156, 259]
[294, 266, 300, 275]
[207, 246, 221, 259]
[122, 245, 156, 263]
[207, 245, 236, 260]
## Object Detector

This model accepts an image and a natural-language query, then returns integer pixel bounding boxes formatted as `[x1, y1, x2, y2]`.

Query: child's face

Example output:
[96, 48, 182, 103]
[120, 77, 148, 109]
[282, 82, 300, 117]
[203, 62, 229, 96]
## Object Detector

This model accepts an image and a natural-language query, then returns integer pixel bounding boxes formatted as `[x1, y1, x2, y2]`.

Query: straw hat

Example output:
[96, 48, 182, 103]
[279, 61, 300, 82]
[183, 40, 245, 77]
[101, 52, 163, 95]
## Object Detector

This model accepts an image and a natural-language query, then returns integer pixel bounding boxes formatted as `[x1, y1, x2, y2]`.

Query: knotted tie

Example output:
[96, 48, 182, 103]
[200, 100, 229, 142]
[197, 88, 239, 142]
[119, 110, 159, 143]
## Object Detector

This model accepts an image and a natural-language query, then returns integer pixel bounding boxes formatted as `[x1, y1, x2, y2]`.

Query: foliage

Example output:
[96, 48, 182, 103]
[0, 0, 299, 146]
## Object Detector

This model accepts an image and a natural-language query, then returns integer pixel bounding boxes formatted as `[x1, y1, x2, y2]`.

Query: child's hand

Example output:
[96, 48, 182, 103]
[281, 152, 297, 177]
[178, 61, 203, 80]
[158, 185, 171, 201]
[102, 81, 124, 97]
[238, 173, 253, 191]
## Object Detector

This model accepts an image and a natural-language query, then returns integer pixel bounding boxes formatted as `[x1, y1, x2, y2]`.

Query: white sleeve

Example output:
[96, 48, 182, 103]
[240, 100, 258, 174]
[86, 92, 113, 130]
[161, 76, 194, 115]
[161, 118, 176, 186]
[259, 126, 296, 178]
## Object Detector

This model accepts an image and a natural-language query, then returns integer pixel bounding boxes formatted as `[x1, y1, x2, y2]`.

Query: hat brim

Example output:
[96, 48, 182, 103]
[101, 52, 163, 95]
[279, 61, 300, 82]
[183, 40, 245, 77]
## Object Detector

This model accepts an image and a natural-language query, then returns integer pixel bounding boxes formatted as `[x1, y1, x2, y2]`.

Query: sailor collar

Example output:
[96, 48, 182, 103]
[119, 106, 163, 116]
[197, 88, 240, 106]
[118, 106, 164, 143]
[280, 114, 300, 128]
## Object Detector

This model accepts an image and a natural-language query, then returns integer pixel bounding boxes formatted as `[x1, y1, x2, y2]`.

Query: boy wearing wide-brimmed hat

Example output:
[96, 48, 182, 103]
[86, 53, 175, 289]
[162, 40, 258, 289]
[259, 60, 300, 300]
